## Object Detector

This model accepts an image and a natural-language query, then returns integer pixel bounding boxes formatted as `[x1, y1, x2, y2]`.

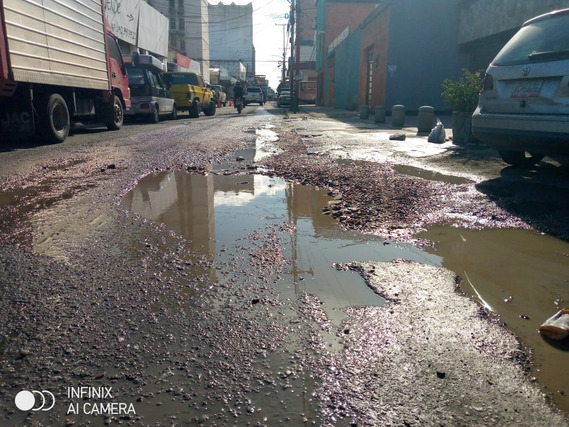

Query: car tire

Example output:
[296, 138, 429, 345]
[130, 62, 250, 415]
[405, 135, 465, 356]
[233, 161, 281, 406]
[170, 104, 178, 120]
[204, 101, 216, 116]
[149, 105, 159, 123]
[189, 100, 200, 118]
[499, 150, 544, 168]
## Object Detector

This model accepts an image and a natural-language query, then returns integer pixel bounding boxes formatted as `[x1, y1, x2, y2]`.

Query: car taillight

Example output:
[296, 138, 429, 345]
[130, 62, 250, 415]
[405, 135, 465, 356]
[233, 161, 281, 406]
[481, 73, 494, 93]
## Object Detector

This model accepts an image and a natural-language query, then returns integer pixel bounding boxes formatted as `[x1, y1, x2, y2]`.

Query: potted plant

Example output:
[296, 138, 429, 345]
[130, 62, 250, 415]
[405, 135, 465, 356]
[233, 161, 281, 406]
[441, 69, 484, 144]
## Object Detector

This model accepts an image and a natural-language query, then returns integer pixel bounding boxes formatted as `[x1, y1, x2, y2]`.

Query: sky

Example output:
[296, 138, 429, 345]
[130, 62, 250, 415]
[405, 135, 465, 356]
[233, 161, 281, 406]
[210, 0, 291, 89]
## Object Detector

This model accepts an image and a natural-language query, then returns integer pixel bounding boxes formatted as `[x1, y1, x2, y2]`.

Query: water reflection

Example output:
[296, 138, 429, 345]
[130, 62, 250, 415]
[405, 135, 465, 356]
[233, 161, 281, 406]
[122, 171, 439, 317]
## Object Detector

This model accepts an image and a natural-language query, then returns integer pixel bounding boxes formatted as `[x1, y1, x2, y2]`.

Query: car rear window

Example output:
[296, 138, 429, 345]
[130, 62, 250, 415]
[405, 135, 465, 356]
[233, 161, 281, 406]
[167, 74, 199, 85]
[493, 12, 569, 66]
[248, 88, 261, 92]
[127, 67, 146, 85]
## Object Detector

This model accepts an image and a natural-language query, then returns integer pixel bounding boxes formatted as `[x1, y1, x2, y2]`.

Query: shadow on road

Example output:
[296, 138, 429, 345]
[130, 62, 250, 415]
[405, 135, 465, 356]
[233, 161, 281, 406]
[476, 162, 569, 241]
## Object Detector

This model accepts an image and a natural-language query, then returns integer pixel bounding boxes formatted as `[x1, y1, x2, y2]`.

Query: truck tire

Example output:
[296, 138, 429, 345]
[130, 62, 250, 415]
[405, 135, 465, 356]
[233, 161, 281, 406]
[189, 99, 200, 118]
[204, 101, 216, 116]
[106, 95, 124, 131]
[40, 94, 70, 144]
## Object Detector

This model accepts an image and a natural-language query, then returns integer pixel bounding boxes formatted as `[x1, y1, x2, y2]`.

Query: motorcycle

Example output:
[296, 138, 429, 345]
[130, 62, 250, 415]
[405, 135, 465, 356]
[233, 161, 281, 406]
[234, 97, 244, 114]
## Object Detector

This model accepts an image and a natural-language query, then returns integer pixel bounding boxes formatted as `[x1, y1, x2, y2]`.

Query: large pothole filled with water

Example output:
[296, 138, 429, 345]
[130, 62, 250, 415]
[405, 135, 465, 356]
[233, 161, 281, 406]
[121, 170, 439, 324]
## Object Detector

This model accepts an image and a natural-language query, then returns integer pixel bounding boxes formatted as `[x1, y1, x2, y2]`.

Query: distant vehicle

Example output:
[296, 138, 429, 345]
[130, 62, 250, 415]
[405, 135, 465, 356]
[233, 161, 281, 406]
[125, 54, 176, 123]
[164, 72, 216, 118]
[211, 85, 227, 106]
[0, 0, 131, 143]
[245, 86, 264, 105]
[472, 8, 569, 168]
[277, 90, 291, 108]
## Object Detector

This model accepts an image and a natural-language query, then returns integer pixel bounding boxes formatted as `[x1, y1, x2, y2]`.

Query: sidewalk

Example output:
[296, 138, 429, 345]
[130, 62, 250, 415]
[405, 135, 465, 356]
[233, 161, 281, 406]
[293, 105, 454, 139]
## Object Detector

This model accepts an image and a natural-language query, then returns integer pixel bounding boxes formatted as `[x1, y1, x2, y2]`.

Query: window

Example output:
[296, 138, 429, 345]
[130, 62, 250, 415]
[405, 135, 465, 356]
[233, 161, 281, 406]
[494, 13, 569, 66]
[168, 73, 199, 85]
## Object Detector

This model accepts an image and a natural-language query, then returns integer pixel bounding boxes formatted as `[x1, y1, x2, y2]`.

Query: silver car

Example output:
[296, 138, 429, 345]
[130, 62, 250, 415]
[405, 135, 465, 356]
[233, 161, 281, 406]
[472, 8, 569, 167]
[245, 86, 264, 106]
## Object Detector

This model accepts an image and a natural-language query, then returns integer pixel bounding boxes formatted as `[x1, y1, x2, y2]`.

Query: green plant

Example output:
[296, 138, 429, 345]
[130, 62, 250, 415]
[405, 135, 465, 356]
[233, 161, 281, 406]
[441, 69, 484, 112]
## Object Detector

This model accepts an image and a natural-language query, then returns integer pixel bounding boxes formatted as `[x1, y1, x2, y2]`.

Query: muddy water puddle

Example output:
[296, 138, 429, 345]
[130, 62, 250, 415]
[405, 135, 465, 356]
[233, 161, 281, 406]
[122, 171, 437, 320]
[419, 226, 569, 412]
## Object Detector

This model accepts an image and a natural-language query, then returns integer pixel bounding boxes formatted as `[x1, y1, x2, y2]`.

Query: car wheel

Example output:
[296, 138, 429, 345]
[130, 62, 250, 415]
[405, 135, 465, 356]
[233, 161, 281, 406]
[170, 104, 178, 120]
[149, 105, 159, 123]
[189, 100, 200, 118]
[499, 150, 544, 168]
[204, 101, 216, 116]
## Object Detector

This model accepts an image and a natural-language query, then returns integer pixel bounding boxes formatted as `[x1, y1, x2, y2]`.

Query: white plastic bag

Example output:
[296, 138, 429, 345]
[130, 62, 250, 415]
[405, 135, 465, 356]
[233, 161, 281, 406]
[539, 308, 569, 340]
[428, 118, 446, 143]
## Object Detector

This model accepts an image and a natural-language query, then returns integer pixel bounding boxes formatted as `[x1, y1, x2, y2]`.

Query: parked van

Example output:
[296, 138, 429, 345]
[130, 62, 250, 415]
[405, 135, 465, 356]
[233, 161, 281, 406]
[124, 54, 177, 123]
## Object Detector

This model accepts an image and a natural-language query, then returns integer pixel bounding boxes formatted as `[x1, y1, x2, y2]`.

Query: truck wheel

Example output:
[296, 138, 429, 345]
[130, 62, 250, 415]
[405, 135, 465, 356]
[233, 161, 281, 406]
[150, 105, 160, 123]
[40, 94, 70, 143]
[189, 100, 200, 118]
[204, 101, 216, 116]
[106, 95, 123, 130]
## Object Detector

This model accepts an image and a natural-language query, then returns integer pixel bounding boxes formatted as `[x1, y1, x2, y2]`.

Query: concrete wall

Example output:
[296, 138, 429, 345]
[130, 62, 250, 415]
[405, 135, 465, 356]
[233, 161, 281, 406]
[333, 29, 362, 110]
[459, 0, 569, 44]
[385, 0, 465, 112]
[359, 4, 390, 108]
[318, 0, 378, 106]
[459, 0, 569, 71]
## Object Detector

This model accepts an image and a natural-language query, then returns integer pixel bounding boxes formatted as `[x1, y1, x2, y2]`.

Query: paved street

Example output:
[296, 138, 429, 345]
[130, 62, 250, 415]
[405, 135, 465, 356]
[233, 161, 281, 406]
[1, 103, 568, 426]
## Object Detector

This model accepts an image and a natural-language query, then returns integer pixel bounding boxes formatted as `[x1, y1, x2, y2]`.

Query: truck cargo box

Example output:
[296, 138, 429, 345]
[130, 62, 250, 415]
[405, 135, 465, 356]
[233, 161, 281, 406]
[2, 0, 109, 91]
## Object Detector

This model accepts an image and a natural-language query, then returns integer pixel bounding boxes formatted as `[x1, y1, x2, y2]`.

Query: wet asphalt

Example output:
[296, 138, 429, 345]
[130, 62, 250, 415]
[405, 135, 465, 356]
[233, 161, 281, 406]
[0, 104, 568, 426]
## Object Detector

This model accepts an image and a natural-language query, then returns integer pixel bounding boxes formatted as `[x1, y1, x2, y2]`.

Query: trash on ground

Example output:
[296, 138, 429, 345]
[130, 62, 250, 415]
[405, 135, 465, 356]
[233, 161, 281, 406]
[428, 118, 446, 143]
[539, 308, 569, 340]
[389, 133, 406, 141]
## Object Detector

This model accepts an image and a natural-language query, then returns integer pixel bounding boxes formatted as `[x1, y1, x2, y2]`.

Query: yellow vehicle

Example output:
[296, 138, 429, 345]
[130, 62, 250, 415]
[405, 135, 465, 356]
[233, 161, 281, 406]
[164, 72, 216, 118]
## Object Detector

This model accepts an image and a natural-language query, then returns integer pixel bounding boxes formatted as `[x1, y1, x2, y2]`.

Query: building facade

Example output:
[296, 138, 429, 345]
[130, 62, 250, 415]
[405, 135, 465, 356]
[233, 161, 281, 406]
[149, 0, 211, 80]
[208, 2, 254, 81]
[315, 0, 569, 113]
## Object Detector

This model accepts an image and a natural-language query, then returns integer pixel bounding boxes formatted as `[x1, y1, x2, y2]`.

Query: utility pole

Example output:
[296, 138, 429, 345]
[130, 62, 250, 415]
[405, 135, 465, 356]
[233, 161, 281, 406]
[289, 0, 300, 113]
[294, 0, 301, 112]
[289, 1, 295, 111]
[275, 23, 287, 84]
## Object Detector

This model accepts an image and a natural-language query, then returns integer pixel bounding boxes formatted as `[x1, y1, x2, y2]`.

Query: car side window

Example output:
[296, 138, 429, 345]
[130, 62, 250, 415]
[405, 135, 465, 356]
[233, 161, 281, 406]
[151, 72, 164, 90]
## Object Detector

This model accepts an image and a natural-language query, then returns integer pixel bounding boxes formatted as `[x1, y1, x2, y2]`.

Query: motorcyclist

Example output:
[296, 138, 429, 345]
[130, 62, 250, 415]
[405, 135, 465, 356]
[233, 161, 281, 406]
[233, 81, 244, 107]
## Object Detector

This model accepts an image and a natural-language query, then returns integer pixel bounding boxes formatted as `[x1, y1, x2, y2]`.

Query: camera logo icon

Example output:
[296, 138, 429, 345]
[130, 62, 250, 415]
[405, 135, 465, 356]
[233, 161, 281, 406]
[15, 390, 55, 411]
